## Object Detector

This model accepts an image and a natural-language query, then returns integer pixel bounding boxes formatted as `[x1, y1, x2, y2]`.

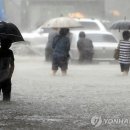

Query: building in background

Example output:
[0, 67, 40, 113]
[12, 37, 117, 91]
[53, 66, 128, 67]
[3, 0, 130, 31]
[20, 0, 106, 31]
[4, 0, 106, 31]
[105, 0, 130, 21]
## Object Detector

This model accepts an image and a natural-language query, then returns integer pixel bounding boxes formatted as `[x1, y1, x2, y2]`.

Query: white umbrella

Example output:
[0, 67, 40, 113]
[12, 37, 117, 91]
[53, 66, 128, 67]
[42, 17, 82, 28]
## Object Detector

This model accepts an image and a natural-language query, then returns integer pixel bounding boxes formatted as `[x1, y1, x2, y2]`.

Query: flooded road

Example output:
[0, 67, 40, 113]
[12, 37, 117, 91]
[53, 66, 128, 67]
[0, 56, 130, 130]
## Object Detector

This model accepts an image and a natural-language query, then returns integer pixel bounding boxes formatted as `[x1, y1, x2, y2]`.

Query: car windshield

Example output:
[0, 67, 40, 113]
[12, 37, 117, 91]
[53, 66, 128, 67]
[86, 34, 117, 43]
[80, 22, 100, 30]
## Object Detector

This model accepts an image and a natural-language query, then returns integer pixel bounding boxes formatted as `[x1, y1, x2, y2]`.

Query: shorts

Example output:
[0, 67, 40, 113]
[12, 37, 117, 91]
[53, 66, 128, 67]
[52, 56, 68, 71]
[120, 63, 130, 72]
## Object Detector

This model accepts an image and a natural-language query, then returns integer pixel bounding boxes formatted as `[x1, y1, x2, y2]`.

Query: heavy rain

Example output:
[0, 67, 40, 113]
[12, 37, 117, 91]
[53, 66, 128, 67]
[0, 0, 130, 130]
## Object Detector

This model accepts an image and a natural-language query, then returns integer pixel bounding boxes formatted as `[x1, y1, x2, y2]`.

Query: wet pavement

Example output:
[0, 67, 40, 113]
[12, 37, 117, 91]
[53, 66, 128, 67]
[0, 56, 130, 130]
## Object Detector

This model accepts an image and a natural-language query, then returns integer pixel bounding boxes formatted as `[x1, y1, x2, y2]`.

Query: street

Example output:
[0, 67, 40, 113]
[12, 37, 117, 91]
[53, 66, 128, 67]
[0, 56, 130, 130]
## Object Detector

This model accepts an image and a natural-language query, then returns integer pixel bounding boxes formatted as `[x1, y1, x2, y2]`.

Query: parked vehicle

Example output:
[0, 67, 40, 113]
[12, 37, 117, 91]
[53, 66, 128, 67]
[74, 18, 107, 31]
[22, 18, 107, 45]
[21, 19, 118, 61]
[70, 30, 118, 61]
[22, 27, 50, 55]
[22, 27, 50, 45]
[21, 18, 107, 54]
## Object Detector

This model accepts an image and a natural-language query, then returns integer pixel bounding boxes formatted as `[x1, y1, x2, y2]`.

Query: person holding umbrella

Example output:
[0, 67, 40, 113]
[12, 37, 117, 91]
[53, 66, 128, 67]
[0, 21, 24, 101]
[52, 28, 70, 76]
[119, 30, 130, 76]
[0, 38, 14, 101]
[45, 28, 59, 61]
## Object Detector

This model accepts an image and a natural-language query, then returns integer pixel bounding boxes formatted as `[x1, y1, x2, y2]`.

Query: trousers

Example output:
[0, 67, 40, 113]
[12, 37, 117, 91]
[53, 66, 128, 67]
[0, 78, 11, 101]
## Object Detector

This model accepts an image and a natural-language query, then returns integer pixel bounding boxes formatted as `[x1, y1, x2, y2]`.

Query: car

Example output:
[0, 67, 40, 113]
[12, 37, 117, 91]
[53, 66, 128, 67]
[74, 18, 107, 31]
[21, 30, 118, 61]
[70, 30, 118, 61]
[22, 18, 107, 45]
[21, 19, 108, 56]
[21, 19, 118, 61]
[22, 27, 51, 55]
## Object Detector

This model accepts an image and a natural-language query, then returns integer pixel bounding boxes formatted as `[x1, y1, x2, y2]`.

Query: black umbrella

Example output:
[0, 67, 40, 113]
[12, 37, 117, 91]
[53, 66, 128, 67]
[110, 20, 130, 31]
[0, 21, 24, 43]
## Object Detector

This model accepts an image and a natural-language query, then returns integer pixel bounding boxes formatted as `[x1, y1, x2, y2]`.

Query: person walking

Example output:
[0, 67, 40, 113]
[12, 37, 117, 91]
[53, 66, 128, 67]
[52, 28, 70, 76]
[0, 38, 14, 101]
[0, 21, 24, 101]
[77, 31, 94, 63]
[119, 30, 130, 76]
[45, 28, 59, 61]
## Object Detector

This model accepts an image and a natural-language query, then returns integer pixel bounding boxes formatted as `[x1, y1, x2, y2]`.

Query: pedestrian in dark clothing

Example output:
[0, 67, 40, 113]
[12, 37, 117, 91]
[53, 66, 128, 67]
[119, 30, 130, 76]
[0, 38, 14, 101]
[0, 21, 24, 101]
[52, 28, 70, 76]
[77, 31, 94, 63]
[45, 28, 59, 61]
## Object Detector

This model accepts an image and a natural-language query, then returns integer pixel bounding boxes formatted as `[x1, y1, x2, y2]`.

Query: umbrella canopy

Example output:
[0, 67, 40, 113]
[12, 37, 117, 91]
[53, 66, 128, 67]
[110, 20, 130, 30]
[42, 17, 82, 28]
[0, 21, 24, 43]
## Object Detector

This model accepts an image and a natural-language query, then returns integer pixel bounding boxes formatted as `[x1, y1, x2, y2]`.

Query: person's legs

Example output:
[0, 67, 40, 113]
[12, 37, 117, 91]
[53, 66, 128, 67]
[52, 56, 58, 76]
[2, 79, 11, 101]
[87, 52, 93, 63]
[123, 71, 128, 75]
[52, 70, 57, 76]
[123, 64, 130, 75]
[45, 48, 49, 61]
[79, 52, 85, 63]
[120, 63, 129, 76]
[61, 70, 67, 76]
[60, 57, 68, 76]
[120, 63, 124, 72]
[45, 48, 53, 61]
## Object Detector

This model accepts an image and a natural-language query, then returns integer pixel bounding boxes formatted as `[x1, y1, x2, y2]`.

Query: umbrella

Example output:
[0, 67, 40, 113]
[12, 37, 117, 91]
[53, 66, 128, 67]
[110, 20, 130, 30]
[0, 21, 24, 43]
[42, 17, 82, 28]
